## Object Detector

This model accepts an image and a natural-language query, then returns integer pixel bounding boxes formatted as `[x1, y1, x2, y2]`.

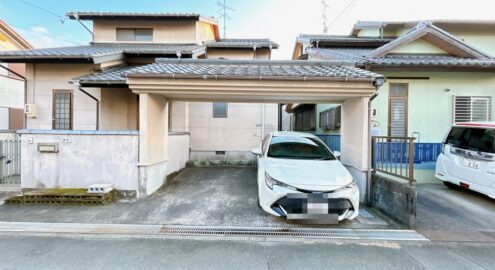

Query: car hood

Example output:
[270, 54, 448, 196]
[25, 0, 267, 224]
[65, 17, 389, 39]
[264, 157, 353, 191]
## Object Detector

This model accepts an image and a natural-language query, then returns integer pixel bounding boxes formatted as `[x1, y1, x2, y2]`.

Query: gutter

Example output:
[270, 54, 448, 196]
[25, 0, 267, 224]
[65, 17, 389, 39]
[71, 80, 100, 130]
[0, 64, 27, 128]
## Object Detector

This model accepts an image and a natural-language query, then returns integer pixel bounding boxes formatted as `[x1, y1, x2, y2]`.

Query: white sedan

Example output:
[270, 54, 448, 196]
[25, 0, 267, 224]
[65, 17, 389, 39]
[251, 131, 359, 223]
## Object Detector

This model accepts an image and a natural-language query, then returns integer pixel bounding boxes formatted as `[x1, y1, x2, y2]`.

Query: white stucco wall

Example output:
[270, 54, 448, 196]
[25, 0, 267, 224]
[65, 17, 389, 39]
[167, 133, 190, 175]
[187, 102, 279, 160]
[19, 130, 139, 192]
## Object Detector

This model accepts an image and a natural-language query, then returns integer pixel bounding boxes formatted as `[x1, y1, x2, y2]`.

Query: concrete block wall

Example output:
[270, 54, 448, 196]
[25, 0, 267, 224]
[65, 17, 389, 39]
[371, 173, 417, 227]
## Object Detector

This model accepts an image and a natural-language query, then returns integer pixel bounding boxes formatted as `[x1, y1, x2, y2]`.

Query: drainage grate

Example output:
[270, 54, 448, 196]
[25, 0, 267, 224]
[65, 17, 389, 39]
[0, 222, 428, 241]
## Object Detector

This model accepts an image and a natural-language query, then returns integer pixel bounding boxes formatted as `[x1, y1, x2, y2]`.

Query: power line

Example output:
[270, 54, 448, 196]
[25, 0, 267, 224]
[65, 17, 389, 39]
[11, 24, 83, 46]
[15, 0, 66, 24]
[217, 0, 235, 38]
[327, 0, 359, 30]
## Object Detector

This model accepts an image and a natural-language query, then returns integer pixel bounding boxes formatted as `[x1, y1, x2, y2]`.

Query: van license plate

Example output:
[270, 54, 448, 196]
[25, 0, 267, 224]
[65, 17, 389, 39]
[462, 158, 480, 169]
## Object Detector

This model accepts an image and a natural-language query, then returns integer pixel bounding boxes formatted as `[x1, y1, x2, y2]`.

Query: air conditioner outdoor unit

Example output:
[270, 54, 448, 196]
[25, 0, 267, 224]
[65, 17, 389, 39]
[24, 104, 37, 118]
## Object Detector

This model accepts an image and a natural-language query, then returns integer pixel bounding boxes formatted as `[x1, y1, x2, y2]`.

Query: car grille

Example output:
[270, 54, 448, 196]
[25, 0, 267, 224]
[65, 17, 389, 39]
[271, 196, 352, 216]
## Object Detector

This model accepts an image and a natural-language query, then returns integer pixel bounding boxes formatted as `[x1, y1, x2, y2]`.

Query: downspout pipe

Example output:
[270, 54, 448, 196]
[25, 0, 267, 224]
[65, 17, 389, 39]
[367, 77, 385, 205]
[0, 64, 27, 129]
[72, 81, 100, 130]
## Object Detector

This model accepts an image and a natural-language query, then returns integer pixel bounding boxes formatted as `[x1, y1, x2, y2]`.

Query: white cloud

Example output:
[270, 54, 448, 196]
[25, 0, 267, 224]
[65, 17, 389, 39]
[31, 26, 48, 34]
[15, 26, 74, 49]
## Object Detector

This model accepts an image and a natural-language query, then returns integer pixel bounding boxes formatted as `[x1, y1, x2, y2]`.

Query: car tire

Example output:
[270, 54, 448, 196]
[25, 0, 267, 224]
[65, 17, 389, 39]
[443, 181, 460, 189]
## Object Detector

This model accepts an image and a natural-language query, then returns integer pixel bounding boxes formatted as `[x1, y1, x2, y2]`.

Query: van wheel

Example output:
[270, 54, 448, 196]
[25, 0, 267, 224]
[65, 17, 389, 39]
[443, 181, 460, 189]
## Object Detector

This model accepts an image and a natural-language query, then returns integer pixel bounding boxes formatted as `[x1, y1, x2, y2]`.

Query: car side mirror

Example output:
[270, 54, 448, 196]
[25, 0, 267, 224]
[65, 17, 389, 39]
[333, 151, 341, 159]
[251, 148, 262, 156]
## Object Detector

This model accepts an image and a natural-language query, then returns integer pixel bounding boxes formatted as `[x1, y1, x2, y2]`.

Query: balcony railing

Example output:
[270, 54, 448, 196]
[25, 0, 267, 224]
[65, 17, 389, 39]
[371, 136, 415, 186]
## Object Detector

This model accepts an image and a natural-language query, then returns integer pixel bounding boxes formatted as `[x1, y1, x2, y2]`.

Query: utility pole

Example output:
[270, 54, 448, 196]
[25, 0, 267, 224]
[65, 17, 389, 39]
[322, 0, 330, 34]
[217, 0, 235, 38]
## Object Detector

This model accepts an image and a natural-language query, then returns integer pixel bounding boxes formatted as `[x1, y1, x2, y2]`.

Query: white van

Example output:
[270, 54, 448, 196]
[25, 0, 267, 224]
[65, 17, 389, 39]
[436, 122, 495, 199]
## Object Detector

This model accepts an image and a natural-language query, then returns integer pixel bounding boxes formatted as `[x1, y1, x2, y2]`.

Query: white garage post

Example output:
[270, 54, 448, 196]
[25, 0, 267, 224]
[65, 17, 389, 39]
[340, 97, 370, 203]
[138, 93, 169, 197]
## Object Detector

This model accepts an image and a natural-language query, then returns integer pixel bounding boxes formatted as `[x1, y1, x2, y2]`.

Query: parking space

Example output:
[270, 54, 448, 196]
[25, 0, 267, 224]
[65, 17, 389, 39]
[0, 167, 394, 229]
[415, 182, 495, 231]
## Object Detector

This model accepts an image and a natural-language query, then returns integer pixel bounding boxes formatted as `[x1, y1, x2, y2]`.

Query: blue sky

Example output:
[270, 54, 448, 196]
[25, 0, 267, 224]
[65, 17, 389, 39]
[1, 0, 494, 59]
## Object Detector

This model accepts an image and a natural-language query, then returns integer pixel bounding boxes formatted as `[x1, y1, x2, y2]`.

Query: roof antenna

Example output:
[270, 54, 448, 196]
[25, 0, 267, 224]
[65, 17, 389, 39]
[217, 0, 235, 38]
[322, 0, 330, 34]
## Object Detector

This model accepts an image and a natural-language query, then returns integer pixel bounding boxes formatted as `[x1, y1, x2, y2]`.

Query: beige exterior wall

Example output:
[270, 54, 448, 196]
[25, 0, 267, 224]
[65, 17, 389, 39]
[389, 38, 447, 54]
[25, 64, 99, 130]
[207, 48, 271, 60]
[100, 88, 138, 130]
[196, 21, 217, 44]
[188, 102, 278, 157]
[93, 20, 198, 44]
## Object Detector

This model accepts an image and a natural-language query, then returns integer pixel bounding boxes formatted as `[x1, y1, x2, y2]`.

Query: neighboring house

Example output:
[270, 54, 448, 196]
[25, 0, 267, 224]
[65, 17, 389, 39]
[0, 20, 33, 130]
[290, 20, 495, 153]
[0, 12, 279, 161]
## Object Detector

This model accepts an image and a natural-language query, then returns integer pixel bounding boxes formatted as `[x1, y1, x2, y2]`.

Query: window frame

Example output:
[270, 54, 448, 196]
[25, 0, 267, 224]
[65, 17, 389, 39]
[116, 28, 153, 42]
[52, 90, 73, 130]
[454, 96, 492, 123]
[294, 105, 316, 131]
[212, 102, 228, 118]
[388, 83, 409, 137]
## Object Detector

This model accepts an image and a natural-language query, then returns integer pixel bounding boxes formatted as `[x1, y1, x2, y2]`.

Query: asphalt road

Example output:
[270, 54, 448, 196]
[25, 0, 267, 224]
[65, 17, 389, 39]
[0, 235, 493, 270]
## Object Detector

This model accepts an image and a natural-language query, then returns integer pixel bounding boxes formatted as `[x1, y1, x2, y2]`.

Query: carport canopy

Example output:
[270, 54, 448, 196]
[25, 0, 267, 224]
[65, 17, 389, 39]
[123, 59, 385, 201]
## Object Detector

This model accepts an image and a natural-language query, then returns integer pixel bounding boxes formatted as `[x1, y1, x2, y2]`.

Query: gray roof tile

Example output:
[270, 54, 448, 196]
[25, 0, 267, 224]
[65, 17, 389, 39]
[207, 39, 279, 49]
[75, 66, 134, 85]
[66, 12, 214, 22]
[124, 59, 384, 81]
[0, 43, 203, 62]
[307, 48, 495, 68]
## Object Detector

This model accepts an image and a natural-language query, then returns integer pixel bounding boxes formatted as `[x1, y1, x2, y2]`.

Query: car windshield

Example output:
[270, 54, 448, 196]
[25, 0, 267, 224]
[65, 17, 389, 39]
[445, 126, 495, 154]
[267, 136, 336, 160]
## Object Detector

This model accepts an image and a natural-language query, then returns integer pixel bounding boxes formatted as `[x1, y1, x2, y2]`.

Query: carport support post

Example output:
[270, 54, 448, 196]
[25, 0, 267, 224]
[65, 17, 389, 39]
[340, 97, 370, 203]
[138, 93, 169, 198]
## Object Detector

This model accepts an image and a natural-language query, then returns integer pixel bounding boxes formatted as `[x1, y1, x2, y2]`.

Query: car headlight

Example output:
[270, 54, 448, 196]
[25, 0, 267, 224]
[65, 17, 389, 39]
[265, 172, 296, 190]
[335, 179, 357, 193]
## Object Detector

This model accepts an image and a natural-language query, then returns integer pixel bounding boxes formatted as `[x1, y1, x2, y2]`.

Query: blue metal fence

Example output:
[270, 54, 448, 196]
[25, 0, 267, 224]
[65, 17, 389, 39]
[315, 134, 341, 152]
[317, 134, 442, 163]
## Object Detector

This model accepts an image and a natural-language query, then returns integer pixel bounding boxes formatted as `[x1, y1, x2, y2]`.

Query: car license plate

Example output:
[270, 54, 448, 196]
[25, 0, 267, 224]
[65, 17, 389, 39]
[307, 202, 329, 214]
[461, 158, 480, 169]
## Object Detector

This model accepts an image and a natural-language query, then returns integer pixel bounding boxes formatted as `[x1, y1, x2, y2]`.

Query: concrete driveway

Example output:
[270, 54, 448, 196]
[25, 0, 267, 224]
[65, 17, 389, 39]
[0, 167, 393, 229]
[416, 182, 495, 231]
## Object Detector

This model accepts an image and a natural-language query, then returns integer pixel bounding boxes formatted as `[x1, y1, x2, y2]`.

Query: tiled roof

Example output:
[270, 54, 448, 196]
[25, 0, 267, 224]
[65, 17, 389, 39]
[306, 48, 495, 68]
[207, 39, 279, 49]
[0, 43, 204, 63]
[125, 59, 384, 82]
[297, 35, 393, 46]
[66, 12, 215, 23]
[75, 66, 134, 86]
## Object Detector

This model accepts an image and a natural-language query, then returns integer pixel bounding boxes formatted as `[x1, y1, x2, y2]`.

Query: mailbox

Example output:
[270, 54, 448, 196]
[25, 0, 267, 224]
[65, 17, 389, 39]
[38, 143, 59, 153]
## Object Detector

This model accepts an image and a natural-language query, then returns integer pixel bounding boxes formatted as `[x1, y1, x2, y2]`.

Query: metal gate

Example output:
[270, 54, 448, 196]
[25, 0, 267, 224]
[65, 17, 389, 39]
[0, 140, 21, 185]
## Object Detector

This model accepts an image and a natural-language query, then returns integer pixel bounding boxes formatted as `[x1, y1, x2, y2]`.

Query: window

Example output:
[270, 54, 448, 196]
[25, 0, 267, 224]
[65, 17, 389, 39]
[267, 136, 336, 160]
[388, 83, 408, 137]
[116, 28, 153, 42]
[294, 105, 316, 131]
[320, 106, 341, 130]
[454, 96, 492, 123]
[52, 90, 73, 130]
[213, 102, 228, 118]
[445, 126, 495, 154]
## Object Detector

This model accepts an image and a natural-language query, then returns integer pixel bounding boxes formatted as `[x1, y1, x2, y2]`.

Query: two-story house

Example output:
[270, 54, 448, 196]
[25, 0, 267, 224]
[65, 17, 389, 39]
[0, 12, 279, 161]
[289, 20, 495, 161]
